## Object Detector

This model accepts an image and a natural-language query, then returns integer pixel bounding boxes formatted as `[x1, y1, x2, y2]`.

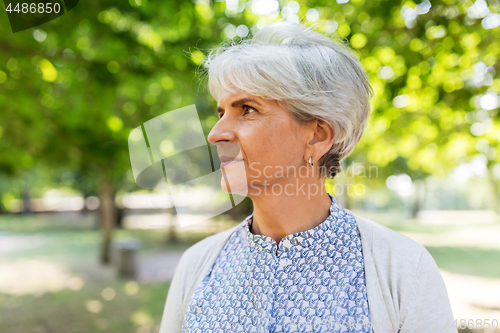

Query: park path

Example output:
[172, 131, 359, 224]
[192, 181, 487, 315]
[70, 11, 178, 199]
[0, 233, 184, 295]
[136, 251, 184, 283]
[441, 270, 500, 322]
[0, 233, 47, 254]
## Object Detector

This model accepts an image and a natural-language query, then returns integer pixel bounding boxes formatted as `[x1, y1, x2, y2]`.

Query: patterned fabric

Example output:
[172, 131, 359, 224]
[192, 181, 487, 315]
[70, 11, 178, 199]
[182, 193, 371, 333]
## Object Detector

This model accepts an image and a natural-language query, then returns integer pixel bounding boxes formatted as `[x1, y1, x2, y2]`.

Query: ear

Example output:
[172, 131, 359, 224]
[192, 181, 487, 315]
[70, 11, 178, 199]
[304, 119, 335, 165]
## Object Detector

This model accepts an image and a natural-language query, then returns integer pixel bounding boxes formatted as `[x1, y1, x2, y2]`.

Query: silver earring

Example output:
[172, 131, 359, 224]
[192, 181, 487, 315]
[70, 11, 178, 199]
[308, 156, 314, 167]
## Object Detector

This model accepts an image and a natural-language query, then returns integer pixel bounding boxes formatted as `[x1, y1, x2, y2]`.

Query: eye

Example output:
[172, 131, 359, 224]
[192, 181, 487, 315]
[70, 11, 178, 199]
[243, 105, 257, 115]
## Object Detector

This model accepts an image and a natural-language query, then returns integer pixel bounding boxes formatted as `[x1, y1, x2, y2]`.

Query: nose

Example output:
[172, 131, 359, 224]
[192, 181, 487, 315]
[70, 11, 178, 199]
[207, 114, 237, 145]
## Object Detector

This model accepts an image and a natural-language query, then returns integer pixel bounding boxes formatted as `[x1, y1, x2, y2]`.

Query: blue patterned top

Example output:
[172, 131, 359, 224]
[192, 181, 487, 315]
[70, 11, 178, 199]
[182, 193, 371, 332]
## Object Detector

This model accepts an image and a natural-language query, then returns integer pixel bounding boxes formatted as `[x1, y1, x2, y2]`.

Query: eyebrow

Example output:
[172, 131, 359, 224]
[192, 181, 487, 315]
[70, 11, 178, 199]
[217, 98, 262, 114]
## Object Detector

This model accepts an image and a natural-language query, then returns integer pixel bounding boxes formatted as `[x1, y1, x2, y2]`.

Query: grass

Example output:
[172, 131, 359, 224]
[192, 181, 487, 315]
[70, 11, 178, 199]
[392, 223, 500, 279]
[0, 279, 170, 333]
[384, 220, 500, 235]
[426, 246, 500, 279]
[0, 212, 219, 333]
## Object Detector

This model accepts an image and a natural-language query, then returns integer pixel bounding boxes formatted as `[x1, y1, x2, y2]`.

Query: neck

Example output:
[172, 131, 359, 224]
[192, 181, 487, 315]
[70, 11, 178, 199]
[249, 178, 332, 246]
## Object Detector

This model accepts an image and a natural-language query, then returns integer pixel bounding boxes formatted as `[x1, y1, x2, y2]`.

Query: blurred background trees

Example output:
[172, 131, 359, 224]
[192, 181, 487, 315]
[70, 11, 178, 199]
[1, 0, 499, 263]
[1, 1, 500, 332]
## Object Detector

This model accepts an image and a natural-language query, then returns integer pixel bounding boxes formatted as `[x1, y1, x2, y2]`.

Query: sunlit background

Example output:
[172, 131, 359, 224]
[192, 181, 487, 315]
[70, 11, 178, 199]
[1, 0, 500, 332]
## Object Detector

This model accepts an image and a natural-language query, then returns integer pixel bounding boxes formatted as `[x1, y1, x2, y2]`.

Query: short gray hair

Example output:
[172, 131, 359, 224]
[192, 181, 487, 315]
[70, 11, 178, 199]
[201, 21, 373, 178]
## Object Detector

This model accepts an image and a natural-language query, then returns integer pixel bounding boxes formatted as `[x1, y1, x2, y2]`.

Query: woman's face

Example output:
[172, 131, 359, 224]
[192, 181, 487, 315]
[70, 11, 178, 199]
[207, 88, 311, 198]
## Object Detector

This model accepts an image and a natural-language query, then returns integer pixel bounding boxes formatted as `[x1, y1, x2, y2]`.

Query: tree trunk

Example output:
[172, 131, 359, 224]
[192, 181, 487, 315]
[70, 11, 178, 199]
[167, 207, 179, 244]
[99, 171, 115, 265]
[115, 206, 124, 229]
[168, 222, 179, 243]
[0, 191, 4, 214]
[21, 186, 32, 214]
[411, 180, 426, 219]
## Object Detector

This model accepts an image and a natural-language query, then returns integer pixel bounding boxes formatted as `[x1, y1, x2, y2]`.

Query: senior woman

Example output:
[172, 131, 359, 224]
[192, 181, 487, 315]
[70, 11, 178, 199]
[160, 22, 456, 333]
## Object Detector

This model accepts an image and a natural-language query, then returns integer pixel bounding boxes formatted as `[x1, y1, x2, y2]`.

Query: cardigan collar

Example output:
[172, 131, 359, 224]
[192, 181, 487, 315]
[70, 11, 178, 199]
[242, 193, 357, 254]
[174, 208, 394, 333]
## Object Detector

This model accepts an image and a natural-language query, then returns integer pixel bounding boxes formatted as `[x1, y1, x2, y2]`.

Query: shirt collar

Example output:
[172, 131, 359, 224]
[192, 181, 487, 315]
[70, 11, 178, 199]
[242, 193, 356, 253]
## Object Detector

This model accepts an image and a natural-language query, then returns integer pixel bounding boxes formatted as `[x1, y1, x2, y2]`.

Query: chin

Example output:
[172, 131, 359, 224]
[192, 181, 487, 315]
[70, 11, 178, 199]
[220, 161, 248, 196]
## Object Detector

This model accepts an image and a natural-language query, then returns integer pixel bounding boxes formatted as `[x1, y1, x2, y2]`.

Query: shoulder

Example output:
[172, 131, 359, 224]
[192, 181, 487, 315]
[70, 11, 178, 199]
[175, 224, 241, 279]
[349, 210, 428, 268]
[184, 224, 240, 255]
[167, 223, 241, 314]
[348, 212, 434, 297]
[348, 211, 454, 327]
[160, 224, 242, 333]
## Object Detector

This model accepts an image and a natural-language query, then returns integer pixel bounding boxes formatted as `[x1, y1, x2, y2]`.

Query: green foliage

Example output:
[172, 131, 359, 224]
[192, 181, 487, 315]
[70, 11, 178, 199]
[0, 0, 499, 203]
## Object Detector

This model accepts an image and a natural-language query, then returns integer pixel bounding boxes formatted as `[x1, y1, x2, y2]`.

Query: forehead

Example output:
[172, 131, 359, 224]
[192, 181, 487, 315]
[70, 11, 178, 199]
[218, 89, 250, 102]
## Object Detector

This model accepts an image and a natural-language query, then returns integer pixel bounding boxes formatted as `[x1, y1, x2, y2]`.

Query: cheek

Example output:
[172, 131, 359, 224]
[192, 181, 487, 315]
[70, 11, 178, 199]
[241, 120, 304, 174]
[268, 121, 303, 159]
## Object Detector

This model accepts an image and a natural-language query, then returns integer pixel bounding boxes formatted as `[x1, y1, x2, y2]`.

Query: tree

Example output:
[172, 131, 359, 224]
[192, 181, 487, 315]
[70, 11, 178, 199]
[1, 0, 499, 263]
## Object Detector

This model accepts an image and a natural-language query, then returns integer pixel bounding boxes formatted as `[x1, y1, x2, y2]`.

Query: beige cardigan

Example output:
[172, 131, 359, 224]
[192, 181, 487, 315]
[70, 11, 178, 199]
[159, 211, 458, 333]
